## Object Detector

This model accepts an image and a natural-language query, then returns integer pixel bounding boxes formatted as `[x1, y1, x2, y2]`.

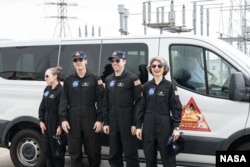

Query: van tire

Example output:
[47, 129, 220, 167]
[10, 129, 46, 167]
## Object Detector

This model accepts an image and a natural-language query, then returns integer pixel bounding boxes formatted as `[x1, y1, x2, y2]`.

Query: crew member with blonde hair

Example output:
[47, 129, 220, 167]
[39, 66, 65, 167]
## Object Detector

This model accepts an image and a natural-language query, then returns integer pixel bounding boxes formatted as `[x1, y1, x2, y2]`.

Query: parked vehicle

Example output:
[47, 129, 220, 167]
[0, 34, 249, 167]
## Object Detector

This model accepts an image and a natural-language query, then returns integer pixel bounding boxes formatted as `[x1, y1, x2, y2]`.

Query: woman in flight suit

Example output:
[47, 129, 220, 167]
[136, 57, 182, 167]
[39, 66, 65, 167]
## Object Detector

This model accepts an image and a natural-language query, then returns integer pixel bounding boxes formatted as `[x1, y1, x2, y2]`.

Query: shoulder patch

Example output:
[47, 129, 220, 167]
[98, 79, 103, 85]
[174, 90, 179, 96]
[134, 79, 141, 86]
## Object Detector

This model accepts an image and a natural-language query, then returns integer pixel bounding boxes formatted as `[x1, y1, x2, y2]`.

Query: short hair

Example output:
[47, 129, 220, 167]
[148, 57, 169, 76]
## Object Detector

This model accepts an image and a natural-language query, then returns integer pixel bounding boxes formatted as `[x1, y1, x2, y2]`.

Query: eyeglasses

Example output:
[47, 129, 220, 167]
[73, 58, 84, 63]
[110, 59, 120, 63]
[45, 75, 49, 78]
[151, 64, 163, 68]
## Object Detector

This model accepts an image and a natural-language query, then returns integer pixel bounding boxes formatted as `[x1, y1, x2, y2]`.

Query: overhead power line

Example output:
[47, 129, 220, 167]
[45, 0, 77, 38]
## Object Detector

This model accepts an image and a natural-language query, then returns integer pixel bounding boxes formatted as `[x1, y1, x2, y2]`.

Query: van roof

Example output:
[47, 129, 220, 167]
[0, 34, 222, 46]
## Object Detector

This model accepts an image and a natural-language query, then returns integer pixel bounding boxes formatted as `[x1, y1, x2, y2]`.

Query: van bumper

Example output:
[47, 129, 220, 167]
[0, 119, 10, 147]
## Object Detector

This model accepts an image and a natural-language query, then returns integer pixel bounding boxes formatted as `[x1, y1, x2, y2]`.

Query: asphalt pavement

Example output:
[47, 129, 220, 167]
[0, 148, 165, 167]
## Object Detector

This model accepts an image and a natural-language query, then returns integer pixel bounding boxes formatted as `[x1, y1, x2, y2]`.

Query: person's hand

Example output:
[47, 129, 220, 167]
[61, 121, 70, 134]
[39, 122, 46, 134]
[131, 126, 136, 136]
[93, 121, 102, 133]
[136, 129, 142, 140]
[103, 125, 110, 134]
[172, 129, 180, 141]
[56, 126, 62, 136]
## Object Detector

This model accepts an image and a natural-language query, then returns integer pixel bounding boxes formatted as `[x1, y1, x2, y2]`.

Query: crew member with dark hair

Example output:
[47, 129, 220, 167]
[103, 51, 141, 167]
[59, 51, 104, 167]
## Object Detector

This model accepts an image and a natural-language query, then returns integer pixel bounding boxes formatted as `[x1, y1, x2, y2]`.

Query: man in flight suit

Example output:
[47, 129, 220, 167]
[103, 51, 141, 167]
[59, 51, 104, 167]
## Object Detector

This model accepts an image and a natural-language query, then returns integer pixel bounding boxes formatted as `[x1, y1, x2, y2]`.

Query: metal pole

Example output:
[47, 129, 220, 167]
[182, 5, 185, 26]
[206, 8, 209, 36]
[85, 24, 87, 37]
[200, 5, 203, 36]
[92, 25, 94, 37]
[124, 9, 129, 35]
[143, 3, 146, 35]
[193, 2, 196, 35]
[118, 5, 125, 35]
[78, 26, 81, 37]
[161, 7, 164, 23]
[148, 2, 151, 23]
[157, 7, 160, 23]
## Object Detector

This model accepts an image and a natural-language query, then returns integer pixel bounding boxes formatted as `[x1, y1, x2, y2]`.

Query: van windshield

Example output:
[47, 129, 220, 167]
[217, 40, 250, 69]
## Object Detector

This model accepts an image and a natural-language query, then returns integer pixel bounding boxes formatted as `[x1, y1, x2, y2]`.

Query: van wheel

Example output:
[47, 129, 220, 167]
[236, 142, 250, 151]
[10, 129, 46, 167]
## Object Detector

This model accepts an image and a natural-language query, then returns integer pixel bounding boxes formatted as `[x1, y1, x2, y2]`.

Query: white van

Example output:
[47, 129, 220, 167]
[0, 34, 249, 167]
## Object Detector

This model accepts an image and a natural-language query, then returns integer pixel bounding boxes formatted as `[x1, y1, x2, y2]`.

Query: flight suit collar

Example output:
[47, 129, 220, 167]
[73, 70, 90, 79]
[48, 82, 61, 91]
[113, 69, 127, 79]
[151, 77, 166, 85]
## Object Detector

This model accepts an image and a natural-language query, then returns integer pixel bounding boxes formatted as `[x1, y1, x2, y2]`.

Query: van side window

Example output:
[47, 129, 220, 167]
[0, 46, 59, 80]
[0, 54, 3, 73]
[59, 44, 101, 80]
[171, 45, 237, 98]
[100, 43, 148, 83]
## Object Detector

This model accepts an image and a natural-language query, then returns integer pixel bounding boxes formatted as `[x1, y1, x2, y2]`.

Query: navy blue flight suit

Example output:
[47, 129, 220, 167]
[103, 70, 141, 167]
[39, 83, 65, 167]
[59, 72, 104, 167]
[136, 78, 182, 167]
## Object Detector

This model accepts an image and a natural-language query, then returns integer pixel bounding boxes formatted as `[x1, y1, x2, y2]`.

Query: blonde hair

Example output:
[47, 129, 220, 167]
[48, 66, 63, 81]
[148, 57, 169, 76]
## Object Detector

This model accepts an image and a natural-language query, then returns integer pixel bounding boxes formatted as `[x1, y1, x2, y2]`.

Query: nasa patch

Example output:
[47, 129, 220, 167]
[72, 80, 79, 87]
[148, 88, 155, 96]
[109, 80, 116, 87]
[44, 91, 49, 97]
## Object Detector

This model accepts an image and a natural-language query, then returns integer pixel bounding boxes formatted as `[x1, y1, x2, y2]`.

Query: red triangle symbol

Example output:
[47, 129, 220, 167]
[180, 97, 211, 132]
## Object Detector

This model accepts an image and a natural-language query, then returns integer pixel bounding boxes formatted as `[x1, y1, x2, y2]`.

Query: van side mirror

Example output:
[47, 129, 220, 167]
[229, 72, 247, 101]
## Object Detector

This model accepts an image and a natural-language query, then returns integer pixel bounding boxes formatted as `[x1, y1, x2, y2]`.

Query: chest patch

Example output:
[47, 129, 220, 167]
[82, 82, 89, 87]
[148, 88, 155, 96]
[49, 94, 55, 99]
[157, 91, 165, 96]
[117, 82, 124, 87]
[72, 80, 79, 87]
[109, 80, 116, 87]
[44, 91, 49, 97]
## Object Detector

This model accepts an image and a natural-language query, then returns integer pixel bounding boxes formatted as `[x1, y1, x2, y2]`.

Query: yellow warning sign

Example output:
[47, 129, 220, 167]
[180, 97, 211, 132]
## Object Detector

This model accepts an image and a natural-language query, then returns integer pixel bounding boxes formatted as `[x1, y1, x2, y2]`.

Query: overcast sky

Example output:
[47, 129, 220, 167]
[0, 0, 240, 40]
